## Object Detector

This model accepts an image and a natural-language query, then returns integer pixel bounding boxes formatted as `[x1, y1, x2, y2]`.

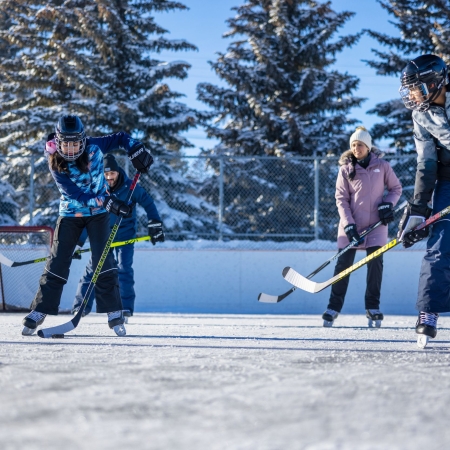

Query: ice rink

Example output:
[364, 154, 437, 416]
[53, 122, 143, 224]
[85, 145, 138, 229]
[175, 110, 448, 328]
[1, 312, 450, 450]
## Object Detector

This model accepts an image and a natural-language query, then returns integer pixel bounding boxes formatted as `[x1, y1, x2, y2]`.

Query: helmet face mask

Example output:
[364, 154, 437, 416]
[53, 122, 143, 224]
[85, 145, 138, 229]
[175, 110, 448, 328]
[55, 115, 86, 161]
[399, 55, 448, 112]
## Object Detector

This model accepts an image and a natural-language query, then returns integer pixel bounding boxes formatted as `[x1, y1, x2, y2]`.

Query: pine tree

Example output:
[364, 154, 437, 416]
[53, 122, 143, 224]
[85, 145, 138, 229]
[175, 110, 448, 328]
[196, 0, 363, 240]
[365, 0, 450, 153]
[0, 0, 216, 235]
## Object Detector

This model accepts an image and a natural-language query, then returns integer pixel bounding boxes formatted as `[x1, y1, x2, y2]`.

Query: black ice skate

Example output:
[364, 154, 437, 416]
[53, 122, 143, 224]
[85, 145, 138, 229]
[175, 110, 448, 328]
[22, 310, 47, 336]
[322, 309, 339, 327]
[366, 309, 384, 328]
[108, 310, 126, 336]
[416, 312, 439, 349]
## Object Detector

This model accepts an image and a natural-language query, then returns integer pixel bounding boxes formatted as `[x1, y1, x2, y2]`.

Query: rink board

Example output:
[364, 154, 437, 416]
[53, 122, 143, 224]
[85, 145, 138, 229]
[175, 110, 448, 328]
[59, 249, 424, 315]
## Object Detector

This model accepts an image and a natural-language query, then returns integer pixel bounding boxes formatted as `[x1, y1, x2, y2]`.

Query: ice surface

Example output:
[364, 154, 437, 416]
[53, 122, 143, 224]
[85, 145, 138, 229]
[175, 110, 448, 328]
[1, 312, 450, 450]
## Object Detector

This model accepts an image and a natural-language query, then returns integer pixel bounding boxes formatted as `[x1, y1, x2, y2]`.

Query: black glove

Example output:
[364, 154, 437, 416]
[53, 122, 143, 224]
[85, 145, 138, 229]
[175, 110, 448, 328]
[129, 143, 154, 173]
[104, 196, 132, 217]
[344, 223, 361, 243]
[397, 202, 432, 248]
[378, 202, 394, 225]
[148, 219, 165, 245]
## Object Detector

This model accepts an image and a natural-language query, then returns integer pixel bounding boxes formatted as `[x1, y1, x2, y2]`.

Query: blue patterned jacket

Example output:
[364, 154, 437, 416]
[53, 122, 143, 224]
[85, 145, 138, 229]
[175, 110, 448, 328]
[47, 132, 141, 217]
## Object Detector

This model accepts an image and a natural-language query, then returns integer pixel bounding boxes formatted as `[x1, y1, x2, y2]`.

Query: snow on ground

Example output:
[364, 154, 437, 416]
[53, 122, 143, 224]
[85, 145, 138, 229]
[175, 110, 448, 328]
[1, 312, 450, 450]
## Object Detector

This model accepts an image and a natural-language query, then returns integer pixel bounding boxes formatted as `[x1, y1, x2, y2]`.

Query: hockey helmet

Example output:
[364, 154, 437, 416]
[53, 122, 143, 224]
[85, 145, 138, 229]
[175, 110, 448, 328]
[55, 115, 86, 161]
[399, 54, 449, 112]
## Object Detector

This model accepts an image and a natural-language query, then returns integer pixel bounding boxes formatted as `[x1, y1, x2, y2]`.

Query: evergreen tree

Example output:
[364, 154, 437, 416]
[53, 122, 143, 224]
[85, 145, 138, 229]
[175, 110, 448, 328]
[197, 0, 363, 240]
[365, 0, 450, 153]
[0, 0, 216, 235]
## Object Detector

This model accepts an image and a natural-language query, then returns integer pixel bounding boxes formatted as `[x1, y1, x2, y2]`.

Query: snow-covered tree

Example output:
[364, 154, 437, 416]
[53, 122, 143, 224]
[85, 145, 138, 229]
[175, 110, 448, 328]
[196, 0, 363, 239]
[0, 0, 217, 235]
[365, 0, 450, 152]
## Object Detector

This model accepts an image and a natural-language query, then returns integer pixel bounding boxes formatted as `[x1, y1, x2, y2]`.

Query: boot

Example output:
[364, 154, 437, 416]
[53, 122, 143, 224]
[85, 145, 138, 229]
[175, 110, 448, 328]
[108, 310, 126, 336]
[22, 310, 47, 336]
[322, 309, 339, 327]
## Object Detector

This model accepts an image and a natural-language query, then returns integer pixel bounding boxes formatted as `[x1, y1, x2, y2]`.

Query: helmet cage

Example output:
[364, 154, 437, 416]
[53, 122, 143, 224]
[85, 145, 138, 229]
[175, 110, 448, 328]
[399, 66, 448, 112]
[55, 116, 86, 161]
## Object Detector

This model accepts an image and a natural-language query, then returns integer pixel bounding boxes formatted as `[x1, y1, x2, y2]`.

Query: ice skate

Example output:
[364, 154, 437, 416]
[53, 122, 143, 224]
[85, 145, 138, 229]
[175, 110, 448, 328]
[416, 312, 438, 349]
[123, 309, 132, 324]
[322, 309, 339, 327]
[366, 309, 384, 328]
[108, 310, 126, 336]
[22, 310, 47, 336]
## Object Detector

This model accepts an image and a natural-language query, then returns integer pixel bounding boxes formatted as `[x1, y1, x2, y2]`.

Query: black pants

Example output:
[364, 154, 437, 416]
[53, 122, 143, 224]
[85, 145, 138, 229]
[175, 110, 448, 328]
[327, 246, 383, 313]
[31, 213, 122, 315]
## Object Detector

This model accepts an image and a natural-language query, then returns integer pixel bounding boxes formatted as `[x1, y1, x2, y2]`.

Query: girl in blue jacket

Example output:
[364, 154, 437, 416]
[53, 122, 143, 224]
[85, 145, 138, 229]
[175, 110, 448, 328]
[22, 115, 153, 337]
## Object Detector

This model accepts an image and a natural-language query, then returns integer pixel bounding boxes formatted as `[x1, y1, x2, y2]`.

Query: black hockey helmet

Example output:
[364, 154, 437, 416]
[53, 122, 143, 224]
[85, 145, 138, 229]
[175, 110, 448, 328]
[399, 54, 449, 112]
[55, 115, 86, 161]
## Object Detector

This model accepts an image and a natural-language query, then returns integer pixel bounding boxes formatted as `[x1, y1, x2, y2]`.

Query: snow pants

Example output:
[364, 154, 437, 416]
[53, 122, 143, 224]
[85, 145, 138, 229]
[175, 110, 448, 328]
[327, 246, 383, 313]
[416, 180, 450, 313]
[73, 244, 135, 315]
[31, 213, 122, 315]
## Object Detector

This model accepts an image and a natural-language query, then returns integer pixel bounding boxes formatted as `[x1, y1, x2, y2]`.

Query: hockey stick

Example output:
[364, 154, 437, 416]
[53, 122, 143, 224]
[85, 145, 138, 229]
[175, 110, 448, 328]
[37, 172, 141, 338]
[258, 200, 407, 303]
[282, 205, 450, 294]
[0, 235, 151, 268]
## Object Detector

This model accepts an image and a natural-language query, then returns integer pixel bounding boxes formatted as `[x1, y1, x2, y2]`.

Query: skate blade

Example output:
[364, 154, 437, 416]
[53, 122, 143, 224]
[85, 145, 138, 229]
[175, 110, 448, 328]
[22, 326, 36, 336]
[417, 335, 429, 349]
[113, 324, 126, 337]
[323, 320, 333, 328]
[368, 319, 382, 328]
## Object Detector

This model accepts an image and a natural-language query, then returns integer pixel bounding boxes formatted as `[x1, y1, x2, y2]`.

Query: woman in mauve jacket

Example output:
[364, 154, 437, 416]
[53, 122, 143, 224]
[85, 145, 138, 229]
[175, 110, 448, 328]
[322, 126, 402, 328]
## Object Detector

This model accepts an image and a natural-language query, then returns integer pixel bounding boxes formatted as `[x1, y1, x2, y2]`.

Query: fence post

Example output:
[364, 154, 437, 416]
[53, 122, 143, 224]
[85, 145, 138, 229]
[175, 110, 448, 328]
[314, 153, 319, 240]
[218, 156, 224, 240]
[29, 154, 35, 225]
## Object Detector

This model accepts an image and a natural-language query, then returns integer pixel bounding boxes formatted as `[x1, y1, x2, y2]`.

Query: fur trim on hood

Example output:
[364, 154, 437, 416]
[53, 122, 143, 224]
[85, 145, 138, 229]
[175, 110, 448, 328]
[338, 147, 383, 166]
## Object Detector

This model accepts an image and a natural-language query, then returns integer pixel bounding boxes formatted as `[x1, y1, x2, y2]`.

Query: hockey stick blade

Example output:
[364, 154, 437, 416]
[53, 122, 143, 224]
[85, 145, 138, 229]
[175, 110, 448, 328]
[282, 205, 450, 294]
[258, 200, 408, 302]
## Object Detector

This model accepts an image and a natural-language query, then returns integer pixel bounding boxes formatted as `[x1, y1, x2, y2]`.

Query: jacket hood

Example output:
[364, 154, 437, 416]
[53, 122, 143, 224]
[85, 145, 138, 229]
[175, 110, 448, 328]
[338, 148, 383, 166]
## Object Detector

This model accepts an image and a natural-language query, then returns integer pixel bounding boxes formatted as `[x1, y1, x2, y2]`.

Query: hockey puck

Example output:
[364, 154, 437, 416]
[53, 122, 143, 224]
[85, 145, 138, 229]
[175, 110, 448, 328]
[51, 334, 65, 339]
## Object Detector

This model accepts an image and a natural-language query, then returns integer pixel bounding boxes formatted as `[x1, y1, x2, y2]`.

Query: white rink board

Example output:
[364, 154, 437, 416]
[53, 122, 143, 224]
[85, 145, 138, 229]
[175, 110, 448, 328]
[59, 249, 424, 315]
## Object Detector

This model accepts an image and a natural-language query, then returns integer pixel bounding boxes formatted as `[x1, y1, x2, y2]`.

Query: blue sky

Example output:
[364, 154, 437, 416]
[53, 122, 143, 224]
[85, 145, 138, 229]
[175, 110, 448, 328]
[154, 0, 401, 153]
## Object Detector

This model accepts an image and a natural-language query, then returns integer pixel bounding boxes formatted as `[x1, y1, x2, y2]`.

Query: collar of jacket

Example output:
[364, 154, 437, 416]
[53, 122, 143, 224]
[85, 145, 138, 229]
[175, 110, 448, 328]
[339, 148, 383, 167]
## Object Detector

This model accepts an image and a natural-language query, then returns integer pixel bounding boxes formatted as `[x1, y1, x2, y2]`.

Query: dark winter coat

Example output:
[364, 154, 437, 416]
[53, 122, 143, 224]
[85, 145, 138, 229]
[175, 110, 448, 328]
[335, 150, 402, 249]
[108, 168, 160, 241]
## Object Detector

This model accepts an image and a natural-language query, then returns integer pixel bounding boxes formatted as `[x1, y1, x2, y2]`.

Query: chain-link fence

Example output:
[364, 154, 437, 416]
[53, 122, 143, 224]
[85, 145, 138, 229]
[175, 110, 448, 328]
[0, 152, 418, 250]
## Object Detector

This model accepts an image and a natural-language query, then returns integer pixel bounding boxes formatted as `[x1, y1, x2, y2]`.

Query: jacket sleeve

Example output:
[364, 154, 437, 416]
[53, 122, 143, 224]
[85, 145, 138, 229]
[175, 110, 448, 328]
[50, 169, 98, 205]
[132, 184, 161, 221]
[88, 132, 142, 156]
[335, 167, 355, 226]
[412, 117, 438, 207]
[382, 163, 402, 206]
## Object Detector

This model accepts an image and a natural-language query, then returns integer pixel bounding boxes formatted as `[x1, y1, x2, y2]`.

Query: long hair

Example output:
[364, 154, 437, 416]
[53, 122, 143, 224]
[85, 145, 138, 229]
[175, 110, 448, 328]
[49, 150, 89, 173]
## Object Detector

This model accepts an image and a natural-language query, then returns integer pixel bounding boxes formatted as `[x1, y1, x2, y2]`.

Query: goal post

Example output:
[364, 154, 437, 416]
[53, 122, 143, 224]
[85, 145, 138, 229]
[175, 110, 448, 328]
[0, 226, 54, 311]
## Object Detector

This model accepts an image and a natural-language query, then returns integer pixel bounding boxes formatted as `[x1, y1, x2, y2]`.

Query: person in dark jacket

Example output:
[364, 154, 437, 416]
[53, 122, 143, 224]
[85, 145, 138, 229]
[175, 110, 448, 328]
[22, 115, 154, 337]
[72, 153, 164, 319]
[397, 54, 450, 348]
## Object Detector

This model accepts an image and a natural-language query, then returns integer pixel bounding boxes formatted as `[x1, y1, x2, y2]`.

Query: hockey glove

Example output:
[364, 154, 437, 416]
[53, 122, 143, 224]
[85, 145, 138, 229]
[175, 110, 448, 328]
[397, 202, 432, 248]
[344, 223, 361, 243]
[129, 143, 154, 173]
[148, 219, 165, 245]
[104, 196, 133, 217]
[377, 201, 394, 225]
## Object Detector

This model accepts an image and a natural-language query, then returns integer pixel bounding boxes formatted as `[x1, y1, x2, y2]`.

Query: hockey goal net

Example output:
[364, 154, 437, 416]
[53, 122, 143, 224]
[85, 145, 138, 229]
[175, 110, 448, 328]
[0, 226, 53, 311]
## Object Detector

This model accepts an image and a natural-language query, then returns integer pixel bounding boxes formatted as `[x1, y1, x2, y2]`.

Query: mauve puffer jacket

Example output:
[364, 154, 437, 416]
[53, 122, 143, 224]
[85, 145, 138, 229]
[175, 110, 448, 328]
[335, 150, 402, 249]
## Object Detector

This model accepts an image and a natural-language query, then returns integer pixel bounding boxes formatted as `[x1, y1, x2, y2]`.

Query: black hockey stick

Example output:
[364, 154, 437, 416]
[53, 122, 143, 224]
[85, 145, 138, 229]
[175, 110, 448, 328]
[282, 205, 450, 294]
[37, 172, 141, 338]
[258, 200, 407, 303]
[0, 235, 151, 268]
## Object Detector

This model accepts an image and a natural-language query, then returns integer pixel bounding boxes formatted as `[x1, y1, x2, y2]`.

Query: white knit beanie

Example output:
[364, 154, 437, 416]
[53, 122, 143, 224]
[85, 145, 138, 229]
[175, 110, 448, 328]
[349, 126, 372, 150]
